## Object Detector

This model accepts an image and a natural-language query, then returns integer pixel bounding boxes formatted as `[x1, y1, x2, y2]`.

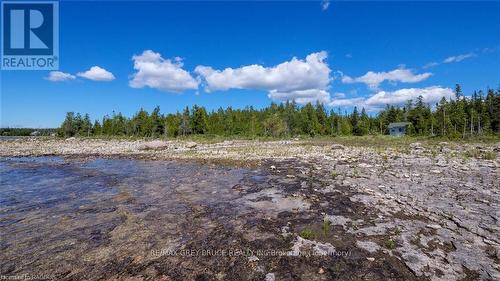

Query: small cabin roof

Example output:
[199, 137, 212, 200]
[388, 122, 411, 129]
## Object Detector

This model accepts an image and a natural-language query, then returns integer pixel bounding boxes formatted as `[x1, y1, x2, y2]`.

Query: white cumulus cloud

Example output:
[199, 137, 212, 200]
[328, 86, 454, 110]
[195, 51, 331, 104]
[364, 86, 454, 108]
[77, 66, 115, 81]
[46, 71, 75, 82]
[341, 67, 432, 90]
[129, 50, 199, 93]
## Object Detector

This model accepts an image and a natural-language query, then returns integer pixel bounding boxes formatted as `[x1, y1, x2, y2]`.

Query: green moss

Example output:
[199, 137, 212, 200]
[385, 239, 397, 249]
[299, 229, 316, 240]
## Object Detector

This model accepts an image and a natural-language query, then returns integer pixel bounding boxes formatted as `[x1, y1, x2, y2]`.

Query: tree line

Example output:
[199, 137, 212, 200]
[0, 128, 57, 137]
[59, 85, 500, 139]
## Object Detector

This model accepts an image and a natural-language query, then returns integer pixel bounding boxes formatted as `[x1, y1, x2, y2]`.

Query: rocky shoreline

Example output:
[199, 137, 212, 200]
[1, 138, 499, 280]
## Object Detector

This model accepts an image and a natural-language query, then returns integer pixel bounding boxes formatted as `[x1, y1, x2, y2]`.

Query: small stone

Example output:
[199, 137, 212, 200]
[65, 137, 76, 141]
[215, 272, 226, 280]
[426, 224, 442, 230]
[366, 257, 375, 262]
[286, 174, 295, 178]
[483, 239, 494, 245]
[318, 268, 325, 274]
[430, 169, 441, 174]
[248, 255, 259, 262]
[410, 142, 424, 150]
[265, 273, 275, 281]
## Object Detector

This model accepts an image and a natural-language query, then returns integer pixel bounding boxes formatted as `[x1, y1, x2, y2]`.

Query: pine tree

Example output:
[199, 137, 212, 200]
[179, 107, 191, 136]
[191, 105, 209, 134]
[93, 120, 102, 135]
[61, 112, 76, 137]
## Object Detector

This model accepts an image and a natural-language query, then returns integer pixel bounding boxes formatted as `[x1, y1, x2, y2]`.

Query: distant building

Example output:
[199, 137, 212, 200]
[388, 122, 411, 136]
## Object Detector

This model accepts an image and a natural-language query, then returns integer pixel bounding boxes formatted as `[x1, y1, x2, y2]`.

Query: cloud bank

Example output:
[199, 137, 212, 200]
[329, 86, 454, 110]
[195, 51, 331, 104]
[341, 67, 432, 90]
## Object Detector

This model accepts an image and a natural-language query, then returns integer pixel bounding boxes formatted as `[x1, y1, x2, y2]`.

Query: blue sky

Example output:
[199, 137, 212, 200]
[1, 1, 500, 128]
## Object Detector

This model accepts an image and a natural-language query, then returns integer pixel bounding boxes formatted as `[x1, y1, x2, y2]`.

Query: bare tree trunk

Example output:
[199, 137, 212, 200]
[442, 109, 446, 135]
[463, 118, 466, 138]
[470, 116, 474, 135]
[478, 117, 481, 135]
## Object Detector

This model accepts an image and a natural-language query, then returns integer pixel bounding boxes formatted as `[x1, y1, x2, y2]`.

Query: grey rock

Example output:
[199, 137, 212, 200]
[356, 240, 381, 253]
[140, 140, 169, 150]
[265, 273, 275, 281]
[331, 144, 346, 150]
[185, 141, 198, 149]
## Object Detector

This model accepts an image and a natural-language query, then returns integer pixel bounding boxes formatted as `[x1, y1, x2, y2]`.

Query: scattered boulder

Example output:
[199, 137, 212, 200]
[65, 137, 76, 141]
[410, 142, 424, 150]
[185, 141, 198, 149]
[140, 140, 169, 150]
[439, 142, 451, 153]
[331, 144, 346, 150]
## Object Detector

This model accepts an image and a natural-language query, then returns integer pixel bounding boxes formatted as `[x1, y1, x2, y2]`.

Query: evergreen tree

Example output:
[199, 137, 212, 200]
[179, 107, 191, 136]
[191, 105, 209, 134]
[61, 112, 76, 137]
[58, 85, 499, 139]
